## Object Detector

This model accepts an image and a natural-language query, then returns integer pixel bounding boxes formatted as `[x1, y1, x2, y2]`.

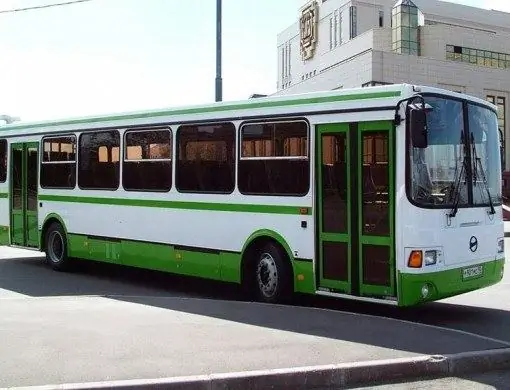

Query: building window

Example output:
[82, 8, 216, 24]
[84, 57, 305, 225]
[41, 135, 76, 189]
[349, 6, 357, 39]
[123, 128, 172, 192]
[338, 11, 343, 44]
[79, 130, 120, 190]
[488, 95, 506, 155]
[392, 0, 421, 55]
[0, 139, 6, 183]
[379, 10, 384, 27]
[281, 47, 284, 82]
[329, 17, 333, 50]
[238, 120, 310, 196]
[362, 81, 392, 88]
[334, 10, 338, 47]
[447, 45, 510, 70]
[287, 42, 291, 76]
[176, 122, 235, 193]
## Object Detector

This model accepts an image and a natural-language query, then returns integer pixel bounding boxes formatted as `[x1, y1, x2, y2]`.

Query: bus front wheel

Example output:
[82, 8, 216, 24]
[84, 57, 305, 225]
[45, 222, 71, 271]
[252, 242, 292, 304]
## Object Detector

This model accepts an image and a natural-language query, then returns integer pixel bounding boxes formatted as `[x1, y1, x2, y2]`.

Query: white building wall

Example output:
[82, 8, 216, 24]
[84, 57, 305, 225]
[274, 29, 377, 95]
[420, 24, 510, 60]
[373, 50, 510, 165]
[275, 0, 510, 168]
[275, 51, 373, 95]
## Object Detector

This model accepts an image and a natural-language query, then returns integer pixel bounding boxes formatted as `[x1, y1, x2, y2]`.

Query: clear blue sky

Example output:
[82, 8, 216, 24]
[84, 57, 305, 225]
[0, 0, 506, 121]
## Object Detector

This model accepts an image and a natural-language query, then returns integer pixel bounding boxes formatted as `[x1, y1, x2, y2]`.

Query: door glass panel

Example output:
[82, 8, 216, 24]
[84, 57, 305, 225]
[362, 132, 389, 235]
[12, 148, 22, 210]
[26, 147, 38, 212]
[363, 244, 390, 286]
[321, 134, 348, 233]
[323, 242, 349, 281]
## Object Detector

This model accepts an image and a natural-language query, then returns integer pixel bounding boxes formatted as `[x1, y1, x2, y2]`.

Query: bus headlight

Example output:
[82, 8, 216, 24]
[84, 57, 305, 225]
[498, 238, 504, 254]
[424, 250, 437, 266]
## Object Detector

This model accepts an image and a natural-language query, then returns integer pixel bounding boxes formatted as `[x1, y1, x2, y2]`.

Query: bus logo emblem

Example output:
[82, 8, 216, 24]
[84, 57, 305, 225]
[469, 236, 478, 252]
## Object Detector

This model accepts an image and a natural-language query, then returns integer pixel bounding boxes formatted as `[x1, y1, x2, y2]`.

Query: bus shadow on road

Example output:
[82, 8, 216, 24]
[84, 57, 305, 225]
[0, 255, 244, 299]
[109, 293, 509, 357]
[1, 255, 509, 359]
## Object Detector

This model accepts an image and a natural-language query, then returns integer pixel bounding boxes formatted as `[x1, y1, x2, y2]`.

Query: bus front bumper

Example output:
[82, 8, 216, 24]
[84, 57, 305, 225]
[398, 258, 505, 307]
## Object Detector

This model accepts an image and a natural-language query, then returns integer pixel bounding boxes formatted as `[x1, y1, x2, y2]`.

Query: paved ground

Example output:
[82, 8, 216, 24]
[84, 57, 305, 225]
[0, 246, 508, 388]
[300, 238, 510, 346]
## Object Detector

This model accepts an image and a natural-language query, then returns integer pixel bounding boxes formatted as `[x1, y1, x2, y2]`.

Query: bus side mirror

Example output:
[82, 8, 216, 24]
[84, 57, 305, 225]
[410, 108, 428, 148]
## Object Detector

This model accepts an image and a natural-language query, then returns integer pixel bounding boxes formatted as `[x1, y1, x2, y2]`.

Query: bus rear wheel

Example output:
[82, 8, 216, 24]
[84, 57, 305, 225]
[252, 242, 292, 304]
[45, 222, 71, 271]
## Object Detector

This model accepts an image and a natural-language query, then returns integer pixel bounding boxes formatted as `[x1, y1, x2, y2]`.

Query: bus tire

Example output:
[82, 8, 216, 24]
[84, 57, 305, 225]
[252, 241, 292, 304]
[44, 222, 71, 271]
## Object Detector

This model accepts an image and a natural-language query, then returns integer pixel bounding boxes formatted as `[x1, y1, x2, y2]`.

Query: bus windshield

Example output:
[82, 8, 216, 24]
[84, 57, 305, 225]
[408, 95, 502, 208]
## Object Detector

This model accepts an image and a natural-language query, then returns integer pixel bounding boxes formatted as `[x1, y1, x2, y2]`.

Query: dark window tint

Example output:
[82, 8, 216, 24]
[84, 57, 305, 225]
[79, 131, 120, 190]
[321, 134, 347, 233]
[176, 123, 235, 193]
[362, 245, 390, 286]
[362, 132, 389, 235]
[123, 129, 172, 192]
[238, 121, 309, 195]
[12, 148, 22, 209]
[41, 136, 76, 188]
[27, 146, 38, 211]
[0, 139, 6, 182]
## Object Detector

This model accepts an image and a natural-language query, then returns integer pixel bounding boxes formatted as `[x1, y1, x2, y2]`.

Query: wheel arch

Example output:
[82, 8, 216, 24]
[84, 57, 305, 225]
[40, 213, 68, 251]
[240, 229, 295, 286]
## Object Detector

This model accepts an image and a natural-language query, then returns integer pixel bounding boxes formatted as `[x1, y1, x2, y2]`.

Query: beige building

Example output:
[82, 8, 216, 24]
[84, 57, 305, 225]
[274, 0, 510, 170]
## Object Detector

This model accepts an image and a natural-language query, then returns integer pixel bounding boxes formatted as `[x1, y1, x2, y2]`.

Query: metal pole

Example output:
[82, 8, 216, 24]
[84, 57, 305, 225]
[215, 0, 222, 102]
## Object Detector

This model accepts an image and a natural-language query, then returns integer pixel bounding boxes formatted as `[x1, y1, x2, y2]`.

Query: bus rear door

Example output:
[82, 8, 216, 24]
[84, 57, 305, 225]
[10, 142, 39, 248]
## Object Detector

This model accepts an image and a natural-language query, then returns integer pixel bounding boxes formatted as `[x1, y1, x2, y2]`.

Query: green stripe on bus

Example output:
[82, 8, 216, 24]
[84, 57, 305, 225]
[0, 192, 8, 199]
[3, 90, 401, 131]
[38, 194, 308, 215]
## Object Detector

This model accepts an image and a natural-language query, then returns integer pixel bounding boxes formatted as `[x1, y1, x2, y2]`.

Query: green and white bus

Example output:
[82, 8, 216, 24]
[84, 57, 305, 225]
[0, 84, 505, 307]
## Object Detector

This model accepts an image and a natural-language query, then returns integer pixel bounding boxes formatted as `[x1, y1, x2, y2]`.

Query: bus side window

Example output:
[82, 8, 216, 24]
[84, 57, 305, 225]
[238, 121, 310, 196]
[41, 136, 76, 189]
[79, 131, 120, 190]
[176, 123, 235, 194]
[123, 128, 172, 192]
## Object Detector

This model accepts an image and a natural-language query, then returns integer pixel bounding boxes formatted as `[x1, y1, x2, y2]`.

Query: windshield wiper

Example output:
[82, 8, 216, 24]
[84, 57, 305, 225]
[448, 130, 469, 218]
[470, 132, 496, 215]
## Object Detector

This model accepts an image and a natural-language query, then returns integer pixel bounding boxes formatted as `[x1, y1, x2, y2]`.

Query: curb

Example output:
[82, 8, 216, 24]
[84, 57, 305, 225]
[5, 348, 510, 390]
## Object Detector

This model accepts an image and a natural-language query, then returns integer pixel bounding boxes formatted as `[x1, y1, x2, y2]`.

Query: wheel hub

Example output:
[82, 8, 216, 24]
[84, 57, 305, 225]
[48, 231, 64, 263]
[257, 253, 278, 298]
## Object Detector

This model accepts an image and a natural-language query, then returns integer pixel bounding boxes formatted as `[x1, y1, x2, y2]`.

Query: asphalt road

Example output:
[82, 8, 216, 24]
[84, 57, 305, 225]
[303, 238, 510, 346]
[0, 243, 509, 389]
[1, 240, 509, 347]
[4, 247, 510, 388]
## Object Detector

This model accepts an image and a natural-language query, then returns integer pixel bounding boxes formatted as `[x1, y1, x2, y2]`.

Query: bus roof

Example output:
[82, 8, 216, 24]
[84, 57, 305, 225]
[0, 84, 409, 133]
[0, 84, 495, 134]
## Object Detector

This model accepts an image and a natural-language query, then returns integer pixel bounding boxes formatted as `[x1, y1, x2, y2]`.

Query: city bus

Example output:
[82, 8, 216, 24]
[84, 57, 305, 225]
[0, 84, 505, 307]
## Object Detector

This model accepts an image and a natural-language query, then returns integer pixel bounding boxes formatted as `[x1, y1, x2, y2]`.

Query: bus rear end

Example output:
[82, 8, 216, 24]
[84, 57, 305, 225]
[397, 87, 505, 307]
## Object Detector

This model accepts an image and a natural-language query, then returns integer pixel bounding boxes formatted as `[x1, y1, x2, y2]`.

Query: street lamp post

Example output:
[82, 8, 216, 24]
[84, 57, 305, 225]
[215, 0, 222, 102]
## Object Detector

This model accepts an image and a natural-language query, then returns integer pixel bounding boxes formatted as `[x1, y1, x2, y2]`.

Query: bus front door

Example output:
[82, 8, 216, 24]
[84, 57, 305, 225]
[316, 121, 395, 300]
[10, 142, 39, 248]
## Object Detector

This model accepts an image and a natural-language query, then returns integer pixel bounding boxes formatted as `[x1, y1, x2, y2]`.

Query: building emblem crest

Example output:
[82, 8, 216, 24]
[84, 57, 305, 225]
[300, 1, 318, 60]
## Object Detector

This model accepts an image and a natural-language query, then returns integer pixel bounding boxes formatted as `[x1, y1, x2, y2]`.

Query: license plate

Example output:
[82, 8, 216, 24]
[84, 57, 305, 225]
[462, 265, 483, 280]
